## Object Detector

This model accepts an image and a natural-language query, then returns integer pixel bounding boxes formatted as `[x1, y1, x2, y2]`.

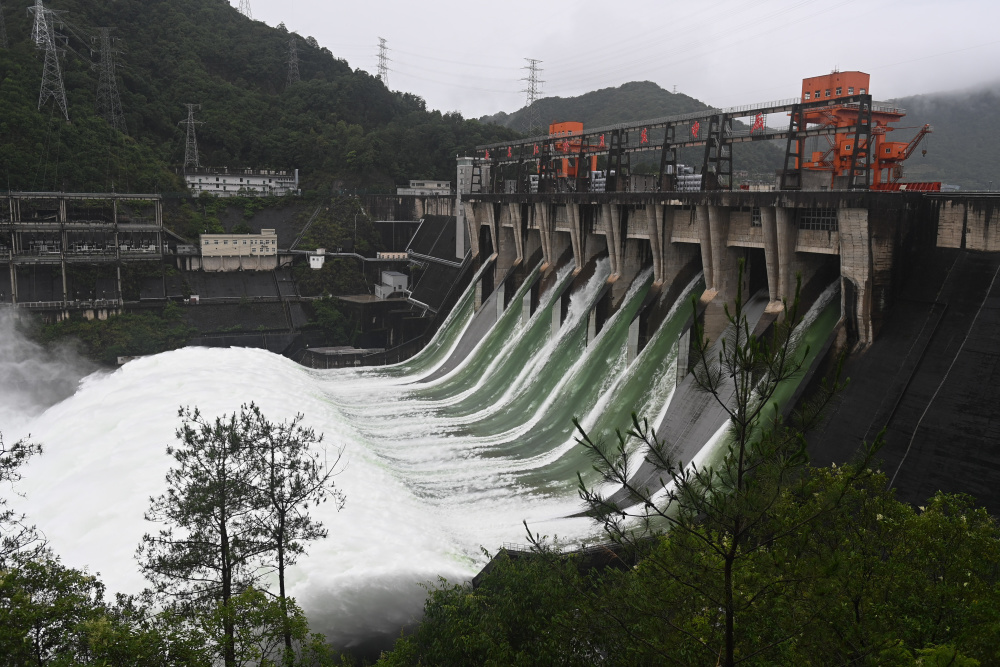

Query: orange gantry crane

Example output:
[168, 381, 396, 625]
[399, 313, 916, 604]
[796, 71, 937, 190]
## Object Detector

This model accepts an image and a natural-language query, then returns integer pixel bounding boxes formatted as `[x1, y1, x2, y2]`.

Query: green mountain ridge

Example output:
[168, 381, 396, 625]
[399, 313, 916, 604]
[0, 0, 519, 193]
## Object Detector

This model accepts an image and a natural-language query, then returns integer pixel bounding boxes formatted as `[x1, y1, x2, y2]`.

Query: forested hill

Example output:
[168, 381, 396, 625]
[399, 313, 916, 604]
[0, 0, 518, 193]
[480, 81, 710, 131]
[482, 81, 785, 180]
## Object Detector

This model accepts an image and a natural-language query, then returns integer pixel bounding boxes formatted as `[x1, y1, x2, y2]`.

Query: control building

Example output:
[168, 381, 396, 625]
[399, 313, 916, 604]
[196, 228, 280, 272]
[185, 168, 300, 197]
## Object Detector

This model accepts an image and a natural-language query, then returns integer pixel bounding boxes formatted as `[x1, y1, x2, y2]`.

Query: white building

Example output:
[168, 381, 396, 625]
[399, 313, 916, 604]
[310, 249, 326, 270]
[374, 271, 408, 299]
[396, 180, 452, 196]
[195, 229, 280, 272]
[185, 168, 300, 197]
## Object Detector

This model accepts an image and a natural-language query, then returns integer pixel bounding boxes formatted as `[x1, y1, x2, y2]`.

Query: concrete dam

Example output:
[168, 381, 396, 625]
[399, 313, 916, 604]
[402, 188, 1000, 513]
[7, 189, 1000, 653]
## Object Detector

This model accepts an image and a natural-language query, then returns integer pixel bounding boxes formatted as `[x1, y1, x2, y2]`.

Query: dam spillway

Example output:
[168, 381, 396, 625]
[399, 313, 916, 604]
[0, 244, 840, 652]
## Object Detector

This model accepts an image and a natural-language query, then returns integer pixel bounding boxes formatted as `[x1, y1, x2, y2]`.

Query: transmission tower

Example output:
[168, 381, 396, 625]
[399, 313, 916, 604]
[377, 37, 389, 85]
[237, 0, 252, 19]
[0, 1, 9, 50]
[180, 104, 203, 169]
[94, 28, 126, 134]
[286, 36, 300, 88]
[29, 0, 45, 48]
[34, 5, 69, 120]
[521, 58, 544, 135]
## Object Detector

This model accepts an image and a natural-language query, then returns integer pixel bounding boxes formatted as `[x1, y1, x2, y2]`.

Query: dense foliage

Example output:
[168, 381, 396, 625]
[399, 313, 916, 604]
[380, 476, 999, 666]
[37, 303, 194, 365]
[0, 0, 519, 193]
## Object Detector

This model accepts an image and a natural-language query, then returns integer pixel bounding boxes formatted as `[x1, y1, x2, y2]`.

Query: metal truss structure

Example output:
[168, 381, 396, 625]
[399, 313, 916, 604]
[95, 28, 126, 134]
[180, 103, 202, 169]
[377, 37, 389, 84]
[32, 2, 69, 120]
[520, 58, 543, 135]
[477, 93, 885, 194]
[286, 36, 300, 88]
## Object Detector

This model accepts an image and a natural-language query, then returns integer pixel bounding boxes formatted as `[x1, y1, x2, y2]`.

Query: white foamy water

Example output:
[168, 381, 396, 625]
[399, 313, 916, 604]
[1, 294, 612, 652]
[0, 274, 840, 652]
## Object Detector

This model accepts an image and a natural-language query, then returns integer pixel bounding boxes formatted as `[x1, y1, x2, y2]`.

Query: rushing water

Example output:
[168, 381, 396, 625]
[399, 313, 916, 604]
[0, 268, 838, 652]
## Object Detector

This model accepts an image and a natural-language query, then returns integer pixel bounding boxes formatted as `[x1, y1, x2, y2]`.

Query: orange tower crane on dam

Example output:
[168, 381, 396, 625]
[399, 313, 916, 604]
[792, 71, 936, 190]
[476, 71, 938, 193]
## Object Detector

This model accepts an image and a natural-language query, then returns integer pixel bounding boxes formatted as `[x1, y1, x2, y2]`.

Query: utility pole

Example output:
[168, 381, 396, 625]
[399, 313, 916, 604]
[32, 2, 69, 120]
[286, 36, 300, 88]
[377, 37, 389, 85]
[180, 104, 203, 169]
[237, 0, 252, 19]
[521, 58, 544, 135]
[0, 1, 9, 50]
[95, 28, 126, 134]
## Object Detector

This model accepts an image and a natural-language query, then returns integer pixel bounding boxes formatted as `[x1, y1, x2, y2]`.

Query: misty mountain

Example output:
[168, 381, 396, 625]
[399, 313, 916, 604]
[480, 81, 785, 182]
[886, 85, 1000, 190]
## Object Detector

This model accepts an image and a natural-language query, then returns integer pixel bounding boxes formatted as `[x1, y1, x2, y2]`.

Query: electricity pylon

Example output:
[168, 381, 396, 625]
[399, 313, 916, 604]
[521, 58, 544, 135]
[180, 104, 203, 169]
[237, 0, 252, 19]
[95, 28, 126, 134]
[286, 36, 300, 88]
[29, 0, 45, 48]
[33, 3, 68, 120]
[377, 37, 388, 85]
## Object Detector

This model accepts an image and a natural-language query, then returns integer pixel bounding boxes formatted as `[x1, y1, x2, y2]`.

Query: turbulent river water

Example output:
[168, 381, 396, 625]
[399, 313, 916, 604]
[0, 267, 838, 651]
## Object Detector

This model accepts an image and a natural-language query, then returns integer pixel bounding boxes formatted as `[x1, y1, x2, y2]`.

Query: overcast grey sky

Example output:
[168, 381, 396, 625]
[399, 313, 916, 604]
[236, 0, 1000, 118]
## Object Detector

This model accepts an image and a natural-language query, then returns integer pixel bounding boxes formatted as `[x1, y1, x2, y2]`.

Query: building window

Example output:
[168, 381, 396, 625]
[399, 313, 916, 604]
[750, 207, 762, 227]
[860, 88, 866, 94]
[815, 90, 820, 98]
[798, 207, 838, 232]
[824, 89, 831, 97]
[836, 86, 842, 95]
[804, 92, 811, 100]
[848, 86, 854, 94]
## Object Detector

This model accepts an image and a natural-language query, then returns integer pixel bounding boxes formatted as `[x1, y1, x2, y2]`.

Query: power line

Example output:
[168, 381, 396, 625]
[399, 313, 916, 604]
[237, 0, 252, 19]
[520, 58, 543, 134]
[94, 27, 126, 134]
[180, 104, 203, 169]
[286, 36, 300, 89]
[377, 36, 389, 85]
